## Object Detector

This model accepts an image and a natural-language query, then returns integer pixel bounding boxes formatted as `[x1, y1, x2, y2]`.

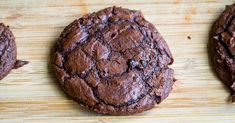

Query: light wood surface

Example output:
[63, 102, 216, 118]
[0, 0, 235, 122]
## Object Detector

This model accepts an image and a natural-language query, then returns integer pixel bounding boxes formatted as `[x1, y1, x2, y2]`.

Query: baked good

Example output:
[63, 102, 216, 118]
[0, 23, 28, 80]
[53, 6, 175, 115]
[210, 3, 235, 100]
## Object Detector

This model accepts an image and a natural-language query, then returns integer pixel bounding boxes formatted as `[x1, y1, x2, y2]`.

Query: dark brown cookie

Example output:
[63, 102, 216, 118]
[53, 6, 175, 115]
[0, 23, 28, 80]
[210, 3, 235, 100]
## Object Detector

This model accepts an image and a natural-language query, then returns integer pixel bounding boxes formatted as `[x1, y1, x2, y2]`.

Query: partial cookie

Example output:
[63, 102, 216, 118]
[0, 23, 28, 80]
[53, 6, 175, 115]
[210, 3, 235, 100]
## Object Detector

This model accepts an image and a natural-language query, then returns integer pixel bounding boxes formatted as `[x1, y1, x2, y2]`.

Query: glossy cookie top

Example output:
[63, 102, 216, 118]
[210, 4, 235, 100]
[0, 23, 28, 80]
[53, 6, 175, 115]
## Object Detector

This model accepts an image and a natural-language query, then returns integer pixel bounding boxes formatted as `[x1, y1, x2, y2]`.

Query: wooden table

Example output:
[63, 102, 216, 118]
[0, 0, 235, 122]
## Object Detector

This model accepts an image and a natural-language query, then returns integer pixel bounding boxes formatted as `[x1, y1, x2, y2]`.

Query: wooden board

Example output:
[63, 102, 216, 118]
[0, 0, 235, 122]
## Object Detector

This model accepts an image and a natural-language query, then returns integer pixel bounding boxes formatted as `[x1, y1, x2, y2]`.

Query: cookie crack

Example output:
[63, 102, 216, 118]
[215, 32, 235, 59]
[0, 27, 10, 56]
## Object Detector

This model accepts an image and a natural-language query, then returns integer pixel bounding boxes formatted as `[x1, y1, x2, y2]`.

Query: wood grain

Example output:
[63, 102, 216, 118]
[0, 0, 235, 122]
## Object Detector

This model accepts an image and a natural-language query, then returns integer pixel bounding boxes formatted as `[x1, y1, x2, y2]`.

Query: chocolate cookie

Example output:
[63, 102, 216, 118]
[0, 23, 28, 80]
[210, 4, 235, 100]
[53, 6, 175, 115]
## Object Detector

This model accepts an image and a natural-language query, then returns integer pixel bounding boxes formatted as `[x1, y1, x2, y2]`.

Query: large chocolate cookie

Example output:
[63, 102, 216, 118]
[53, 6, 175, 115]
[210, 4, 235, 100]
[0, 23, 28, 80]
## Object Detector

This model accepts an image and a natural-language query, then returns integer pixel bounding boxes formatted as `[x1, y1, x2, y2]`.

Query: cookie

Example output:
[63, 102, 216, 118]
[53, 6, 175, 115]
[210, 4, 235, 100]
[0, 23, 28, 80]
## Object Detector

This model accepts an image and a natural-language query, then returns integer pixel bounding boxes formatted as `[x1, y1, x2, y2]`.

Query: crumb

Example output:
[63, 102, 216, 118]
[187, 36, 191, 40]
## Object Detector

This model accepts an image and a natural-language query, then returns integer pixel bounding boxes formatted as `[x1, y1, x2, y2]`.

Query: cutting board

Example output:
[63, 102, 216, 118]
[1, 0, 235, 122]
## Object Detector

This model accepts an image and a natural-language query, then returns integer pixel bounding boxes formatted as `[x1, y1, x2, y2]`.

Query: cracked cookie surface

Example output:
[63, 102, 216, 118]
[0, 23, 28, 80]
[53, 6, 174, 115]
[210, 4, 235, 100]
